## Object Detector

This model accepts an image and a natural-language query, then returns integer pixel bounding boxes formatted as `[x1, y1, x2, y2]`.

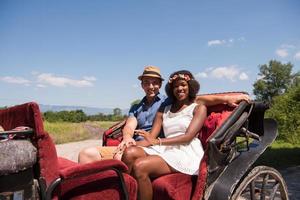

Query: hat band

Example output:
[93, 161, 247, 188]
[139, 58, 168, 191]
[142, 71, 162, 78]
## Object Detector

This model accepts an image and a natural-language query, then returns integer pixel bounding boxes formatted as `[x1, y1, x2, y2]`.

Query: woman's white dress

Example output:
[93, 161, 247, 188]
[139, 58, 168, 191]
[142, 103, 204, 175]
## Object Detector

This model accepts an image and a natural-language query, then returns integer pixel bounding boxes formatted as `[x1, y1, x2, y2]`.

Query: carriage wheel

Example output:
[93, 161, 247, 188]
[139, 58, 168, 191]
[231, 166, 288, 200]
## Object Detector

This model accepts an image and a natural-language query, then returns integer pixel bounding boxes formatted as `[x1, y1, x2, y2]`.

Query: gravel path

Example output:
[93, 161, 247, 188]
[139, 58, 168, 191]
[56, 139, 299, 199]
[56, 139, 101, 162]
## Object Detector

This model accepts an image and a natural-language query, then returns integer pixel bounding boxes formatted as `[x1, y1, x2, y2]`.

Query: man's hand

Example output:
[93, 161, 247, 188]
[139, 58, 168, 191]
[118, 137, 136, 148]
[226, 94, 250, 107]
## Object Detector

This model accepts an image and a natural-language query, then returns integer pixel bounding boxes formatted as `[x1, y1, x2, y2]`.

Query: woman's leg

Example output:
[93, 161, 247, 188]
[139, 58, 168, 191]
[132, 155, 175, 200]
[121, 146, 147, 174]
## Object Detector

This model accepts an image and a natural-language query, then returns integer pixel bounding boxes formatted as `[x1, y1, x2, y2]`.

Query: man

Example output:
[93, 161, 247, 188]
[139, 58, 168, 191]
[78, 66, 249, 163]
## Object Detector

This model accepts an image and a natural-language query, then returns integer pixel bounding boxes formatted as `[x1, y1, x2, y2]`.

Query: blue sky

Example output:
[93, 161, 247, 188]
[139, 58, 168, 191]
[1, 0, 300, 109]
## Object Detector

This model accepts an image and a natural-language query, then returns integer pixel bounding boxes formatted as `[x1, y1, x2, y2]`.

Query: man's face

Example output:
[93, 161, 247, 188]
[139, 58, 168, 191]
[141, 77, 162, 98]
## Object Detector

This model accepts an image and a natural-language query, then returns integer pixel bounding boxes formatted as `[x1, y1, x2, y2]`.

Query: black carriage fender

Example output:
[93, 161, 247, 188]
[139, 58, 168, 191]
[206, 118, 278, 200]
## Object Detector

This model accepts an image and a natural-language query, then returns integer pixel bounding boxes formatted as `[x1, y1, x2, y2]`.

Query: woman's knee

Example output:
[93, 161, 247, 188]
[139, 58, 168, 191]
[122, 146, 143, 161]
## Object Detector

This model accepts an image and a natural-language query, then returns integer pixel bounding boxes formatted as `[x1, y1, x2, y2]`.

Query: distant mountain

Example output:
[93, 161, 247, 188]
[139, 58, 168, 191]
[39, 104, 129, 116]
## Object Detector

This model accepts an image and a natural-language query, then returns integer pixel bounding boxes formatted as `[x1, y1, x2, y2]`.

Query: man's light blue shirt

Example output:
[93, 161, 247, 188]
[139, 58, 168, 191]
[128, 93, 171, 140]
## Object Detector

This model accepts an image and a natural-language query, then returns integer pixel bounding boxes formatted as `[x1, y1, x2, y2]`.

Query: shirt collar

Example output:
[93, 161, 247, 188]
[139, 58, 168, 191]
[141, 92, 163, 105]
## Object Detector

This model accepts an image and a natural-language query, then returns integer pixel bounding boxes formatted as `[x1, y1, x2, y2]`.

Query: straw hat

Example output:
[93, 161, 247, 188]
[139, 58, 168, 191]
[138, 66, 164, 81]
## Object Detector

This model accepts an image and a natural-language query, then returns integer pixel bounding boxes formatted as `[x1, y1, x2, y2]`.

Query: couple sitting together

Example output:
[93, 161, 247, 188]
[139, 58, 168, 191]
[78, 66, 249, 200]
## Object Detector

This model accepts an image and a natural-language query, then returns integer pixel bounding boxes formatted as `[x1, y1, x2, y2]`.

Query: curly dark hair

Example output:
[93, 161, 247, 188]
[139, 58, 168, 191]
[165, 70, 200, 101]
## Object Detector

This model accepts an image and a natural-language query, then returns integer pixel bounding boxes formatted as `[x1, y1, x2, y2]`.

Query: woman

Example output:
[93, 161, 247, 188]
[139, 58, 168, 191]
[122, 70, 207, 200]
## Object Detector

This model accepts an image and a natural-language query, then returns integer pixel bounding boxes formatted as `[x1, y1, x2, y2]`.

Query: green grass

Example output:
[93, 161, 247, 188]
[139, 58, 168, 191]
[44, 121, 116, 144]
[90, 121, 117, 130]
[255, 140, 300, 169]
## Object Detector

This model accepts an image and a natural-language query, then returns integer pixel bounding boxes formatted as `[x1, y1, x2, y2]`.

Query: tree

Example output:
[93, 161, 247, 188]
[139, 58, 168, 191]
[253, 60, 297, 103]
[43, 109, 87, 122]
[266, 84, 300, 144]
[113, 108, 122, 116]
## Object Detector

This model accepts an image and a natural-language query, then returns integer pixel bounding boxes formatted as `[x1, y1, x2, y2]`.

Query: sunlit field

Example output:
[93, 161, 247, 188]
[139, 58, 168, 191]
[44, 121, 116, 144]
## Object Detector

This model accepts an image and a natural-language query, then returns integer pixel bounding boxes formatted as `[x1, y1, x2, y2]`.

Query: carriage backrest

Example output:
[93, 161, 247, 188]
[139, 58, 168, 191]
[192, 102, 238, 200]
[198, 104, 236, 149]
[0, 102, 60, 188]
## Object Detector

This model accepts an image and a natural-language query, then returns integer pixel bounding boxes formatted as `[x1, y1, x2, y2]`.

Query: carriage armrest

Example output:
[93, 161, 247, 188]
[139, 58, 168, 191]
[45, 159, 130, 200]
[0, 102, 45, 135]
[59, 159, 128, 180]
[210, 101, 249, 144]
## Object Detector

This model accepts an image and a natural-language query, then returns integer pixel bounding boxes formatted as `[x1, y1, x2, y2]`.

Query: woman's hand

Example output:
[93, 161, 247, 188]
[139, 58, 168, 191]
[226, 94, 250, 107]
[135, 129, 158, 146]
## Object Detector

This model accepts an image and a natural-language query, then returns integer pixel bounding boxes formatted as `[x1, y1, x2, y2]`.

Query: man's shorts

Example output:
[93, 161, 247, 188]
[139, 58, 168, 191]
[99, 146, 118, 159]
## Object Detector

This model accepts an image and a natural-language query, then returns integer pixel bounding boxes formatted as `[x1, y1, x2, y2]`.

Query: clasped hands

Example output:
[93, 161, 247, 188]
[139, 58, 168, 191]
[113, 130, 156, 160]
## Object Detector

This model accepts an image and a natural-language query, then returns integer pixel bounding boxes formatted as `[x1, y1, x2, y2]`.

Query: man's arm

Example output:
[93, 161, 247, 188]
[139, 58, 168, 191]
[120, 117, 138, 147]
[195, 93, 250, 107]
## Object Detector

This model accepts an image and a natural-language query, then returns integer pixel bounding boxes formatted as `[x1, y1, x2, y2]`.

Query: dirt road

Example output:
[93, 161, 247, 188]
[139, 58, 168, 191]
[56, 139, 101, 162]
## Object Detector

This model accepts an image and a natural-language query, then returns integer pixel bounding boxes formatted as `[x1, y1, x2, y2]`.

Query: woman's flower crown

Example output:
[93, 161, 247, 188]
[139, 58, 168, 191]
[168, 74, 191, 84]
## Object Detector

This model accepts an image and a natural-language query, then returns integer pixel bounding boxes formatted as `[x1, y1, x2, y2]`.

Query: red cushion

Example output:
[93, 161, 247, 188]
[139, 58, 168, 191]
[60, 170, 137, 200]
[152, 173, 197, 200]
[106, 138, 122, 146]
[58, 157, 78, 170]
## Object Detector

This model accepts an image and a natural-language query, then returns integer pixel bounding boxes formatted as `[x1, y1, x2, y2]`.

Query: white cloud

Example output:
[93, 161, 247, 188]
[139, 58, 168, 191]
[257, 74, 265, 80]
[239, 72, 249, 80]
[207, 40, 226, 46]
[207, 37, 245, 47]
[276, 49, 289, 58]
[210, 66, 239, 81]
[37, 84, 46, 88]
[195, 72, 208, 78]
[196, 65, 248, 82]
[294, 51, 300, 60]
[1, 76, 31, 85]
[37, 73, 95, 87]
[83, 76, 97, 81]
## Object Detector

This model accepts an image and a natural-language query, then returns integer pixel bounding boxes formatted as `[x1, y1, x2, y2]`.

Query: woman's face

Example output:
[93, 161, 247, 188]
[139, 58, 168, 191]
[172, 79, 189, 101]
[141, 77, 162, 98]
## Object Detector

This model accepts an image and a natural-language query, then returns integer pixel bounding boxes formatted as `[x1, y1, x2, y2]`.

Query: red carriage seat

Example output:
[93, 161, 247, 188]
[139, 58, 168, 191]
[0, 102, 137, 200]
[151, 93, 245, 200]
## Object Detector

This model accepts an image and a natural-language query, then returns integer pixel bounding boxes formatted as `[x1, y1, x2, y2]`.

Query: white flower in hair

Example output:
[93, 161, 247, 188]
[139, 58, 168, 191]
[168, 74, 191, 83]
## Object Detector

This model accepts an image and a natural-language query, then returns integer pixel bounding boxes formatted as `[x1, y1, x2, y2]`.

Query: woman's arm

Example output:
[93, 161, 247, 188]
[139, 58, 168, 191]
[195, 93, 250, 107]
[135, 111, 163, 147]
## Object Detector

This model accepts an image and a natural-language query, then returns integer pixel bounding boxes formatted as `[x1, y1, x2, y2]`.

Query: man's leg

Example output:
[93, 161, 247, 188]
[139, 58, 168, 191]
[78, 146, 116, 163]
